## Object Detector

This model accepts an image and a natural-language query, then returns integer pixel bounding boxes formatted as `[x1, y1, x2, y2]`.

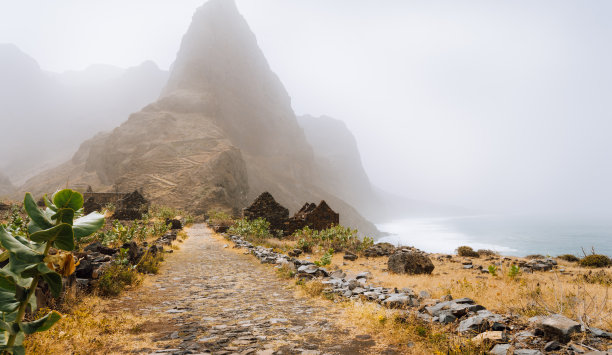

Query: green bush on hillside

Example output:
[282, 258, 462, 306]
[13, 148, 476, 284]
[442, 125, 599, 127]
[291, 225, 373, 254]
[477, 249, 498, 257]
[558, 254, 580, 262]
[207, 209, 235, 227]
[228, 218, 272, 243]
[457, 246, 479, 257]
[579, 254, 611, 268]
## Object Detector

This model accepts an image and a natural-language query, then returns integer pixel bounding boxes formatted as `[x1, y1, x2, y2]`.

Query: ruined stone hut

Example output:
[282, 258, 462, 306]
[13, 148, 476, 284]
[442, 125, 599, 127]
[243, 192, 340, 236]
[243, 192, 289, 231]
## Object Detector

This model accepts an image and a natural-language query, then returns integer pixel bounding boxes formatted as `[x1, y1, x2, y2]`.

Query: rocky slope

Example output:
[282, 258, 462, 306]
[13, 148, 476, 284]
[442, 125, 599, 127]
[20, 0, 379, 236]
[0, 44, 168, 184]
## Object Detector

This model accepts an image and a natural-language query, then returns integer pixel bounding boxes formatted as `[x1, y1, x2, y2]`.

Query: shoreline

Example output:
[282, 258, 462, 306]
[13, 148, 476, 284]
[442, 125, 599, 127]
[375, 215, 612, 258]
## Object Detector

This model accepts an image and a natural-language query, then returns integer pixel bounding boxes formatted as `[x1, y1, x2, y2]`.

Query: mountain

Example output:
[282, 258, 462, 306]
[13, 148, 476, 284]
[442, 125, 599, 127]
[19, 0, 379, 236]
[298, 115, 471, 221]
[0, 173, 14, 198]
[0, 44, 168, 184]
[296, 115, 381, 219]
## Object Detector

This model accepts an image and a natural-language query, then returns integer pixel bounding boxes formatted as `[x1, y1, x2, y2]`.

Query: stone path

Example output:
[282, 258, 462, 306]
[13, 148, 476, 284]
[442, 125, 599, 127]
[110, 224, 383, 355]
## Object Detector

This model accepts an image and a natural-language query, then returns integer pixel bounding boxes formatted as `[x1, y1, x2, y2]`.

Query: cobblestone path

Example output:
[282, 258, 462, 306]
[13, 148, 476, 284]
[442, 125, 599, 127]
[110, 224, 383, 355]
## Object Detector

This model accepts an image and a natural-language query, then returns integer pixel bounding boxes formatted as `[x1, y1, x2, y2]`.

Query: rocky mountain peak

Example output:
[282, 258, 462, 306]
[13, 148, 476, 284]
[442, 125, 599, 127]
[162, 0, 307, 157]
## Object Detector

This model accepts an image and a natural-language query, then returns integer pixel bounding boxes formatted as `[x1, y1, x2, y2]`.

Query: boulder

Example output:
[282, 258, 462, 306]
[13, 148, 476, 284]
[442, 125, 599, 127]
[471, 331, 507, 344]
[165, 218, 183, 230]
[589, 327, 612, 338]
[513, 350, 543, 355]
[288, 249, 303, 257]
[532, 314, 581, 342]
[84, 242, 118, 255]
[457, 315, 489, 334]
[438, 312, 457, 324]
[489, 344, 511, 355]
[382, 294, 413, 308]
[388, 250, 434, 274]
[343, 252, 358, 261]
[75, 259, 94, 279]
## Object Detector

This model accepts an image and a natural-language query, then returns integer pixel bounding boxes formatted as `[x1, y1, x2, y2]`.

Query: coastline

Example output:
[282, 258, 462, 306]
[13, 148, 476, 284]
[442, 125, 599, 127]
[376, 215, 612, 257]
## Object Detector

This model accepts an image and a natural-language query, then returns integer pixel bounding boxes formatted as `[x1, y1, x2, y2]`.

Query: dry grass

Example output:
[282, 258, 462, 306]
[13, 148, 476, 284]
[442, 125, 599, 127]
[23, 295, 170, 354]
[333, 254, 612, 331]
[340, 301, 488, 354]
[218, 228, 612, 354]
[23, 228, 190, 354]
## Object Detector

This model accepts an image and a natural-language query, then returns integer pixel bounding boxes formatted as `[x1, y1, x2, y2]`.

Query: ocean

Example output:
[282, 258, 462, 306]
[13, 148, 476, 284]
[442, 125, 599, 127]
[376, 215, 612, 257]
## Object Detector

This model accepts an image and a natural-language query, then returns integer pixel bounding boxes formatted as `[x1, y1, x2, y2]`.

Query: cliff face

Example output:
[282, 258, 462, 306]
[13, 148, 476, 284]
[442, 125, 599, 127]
[0, 44, 168, 184]
[297, 115, 382, 220]
[20, 0, 379, 236]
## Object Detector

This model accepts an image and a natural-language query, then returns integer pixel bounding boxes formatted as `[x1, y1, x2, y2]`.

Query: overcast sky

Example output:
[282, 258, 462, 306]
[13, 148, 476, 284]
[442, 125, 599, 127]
[2, 0, 612, 216]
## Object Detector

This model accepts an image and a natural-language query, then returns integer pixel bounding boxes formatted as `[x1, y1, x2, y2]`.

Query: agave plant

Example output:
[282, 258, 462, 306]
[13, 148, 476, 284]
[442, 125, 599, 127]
[0, 189, 104, 355]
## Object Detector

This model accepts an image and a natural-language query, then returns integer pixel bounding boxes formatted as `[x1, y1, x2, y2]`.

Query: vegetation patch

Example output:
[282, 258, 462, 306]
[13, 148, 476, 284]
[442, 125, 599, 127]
[579, 254, 611, 268]
[290, 225, 373, 254]
[228, 218, 272, 244]
[558, 254, 580, 262]
[456, 246, 479, 258]
[96, 264, 142, 297]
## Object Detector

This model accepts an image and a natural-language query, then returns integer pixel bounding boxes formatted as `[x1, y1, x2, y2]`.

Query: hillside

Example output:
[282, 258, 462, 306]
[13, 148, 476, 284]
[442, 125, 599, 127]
[20, 0, 379, 236]
[0, 173, 14, 198]
[0, 44, 168, 184]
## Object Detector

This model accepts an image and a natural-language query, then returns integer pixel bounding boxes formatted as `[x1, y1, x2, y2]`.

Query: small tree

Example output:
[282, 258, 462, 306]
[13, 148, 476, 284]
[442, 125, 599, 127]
[0, 190, 104, 354]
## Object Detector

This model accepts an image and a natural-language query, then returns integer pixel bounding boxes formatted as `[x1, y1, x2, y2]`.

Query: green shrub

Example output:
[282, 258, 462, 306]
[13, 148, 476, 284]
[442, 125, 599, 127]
[508, 264, 521, 279]
[97, 264, 141, 297]
[314, 248, 334, 267]
[207, 209, 235, 227]
[290, 225, 373, 254]
[136, 252, 164, 274]
[149, 205, 192, 222]
[297, 237, 313, 253]
[0, 190, 104, 354]
[487, 265, 498, 276]
[558, 254, 580, 262]
[457, 246, 479, 257]
[477, 249, 498, 257]
[275, 264, 295, 279]
[579, 254, 611, 268]
[228, 218, 272, 243]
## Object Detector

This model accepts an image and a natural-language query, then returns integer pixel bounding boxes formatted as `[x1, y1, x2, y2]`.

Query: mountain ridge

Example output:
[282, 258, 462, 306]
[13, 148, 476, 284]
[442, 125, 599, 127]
[18, 0, 380, 236]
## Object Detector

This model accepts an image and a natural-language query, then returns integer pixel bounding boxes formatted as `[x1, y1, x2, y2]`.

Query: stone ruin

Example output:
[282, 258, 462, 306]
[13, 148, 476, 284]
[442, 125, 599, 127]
[283, 200, 339, 236]
[243, 192, 339, 236]
[82, 188, 129, 214]
[243, 192, 289, 232]
[113, 190, 149, 220]
[83, 197, 102, 214]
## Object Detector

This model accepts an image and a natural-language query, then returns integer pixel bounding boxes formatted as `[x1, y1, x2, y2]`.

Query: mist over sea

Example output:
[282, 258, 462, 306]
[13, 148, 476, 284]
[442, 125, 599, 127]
[376, 215, 612, 257]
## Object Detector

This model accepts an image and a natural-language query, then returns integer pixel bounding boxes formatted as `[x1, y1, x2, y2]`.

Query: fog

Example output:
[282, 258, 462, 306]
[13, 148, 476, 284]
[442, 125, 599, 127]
[2, 0, 612, 217]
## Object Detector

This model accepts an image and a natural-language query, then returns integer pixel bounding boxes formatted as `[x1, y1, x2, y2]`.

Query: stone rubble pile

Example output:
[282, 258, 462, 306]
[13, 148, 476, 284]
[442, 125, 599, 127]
[226, 233, 612, 354]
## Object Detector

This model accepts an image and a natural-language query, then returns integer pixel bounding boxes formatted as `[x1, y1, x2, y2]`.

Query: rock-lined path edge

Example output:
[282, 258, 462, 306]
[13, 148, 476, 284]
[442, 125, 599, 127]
[110, 224, 385, 355]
